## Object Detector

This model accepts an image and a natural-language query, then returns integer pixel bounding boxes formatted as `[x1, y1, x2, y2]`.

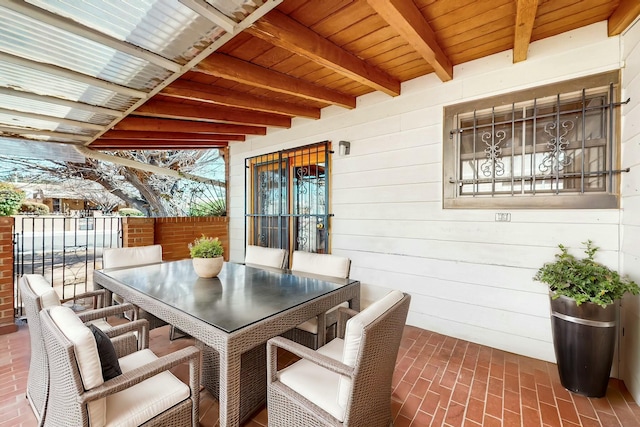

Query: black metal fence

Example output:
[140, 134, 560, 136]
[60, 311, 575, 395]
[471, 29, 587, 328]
[13, 215, 123, 317]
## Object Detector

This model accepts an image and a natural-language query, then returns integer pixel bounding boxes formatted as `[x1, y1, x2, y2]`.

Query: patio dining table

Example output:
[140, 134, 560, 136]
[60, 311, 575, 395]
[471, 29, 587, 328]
[93, 259, 360, 427]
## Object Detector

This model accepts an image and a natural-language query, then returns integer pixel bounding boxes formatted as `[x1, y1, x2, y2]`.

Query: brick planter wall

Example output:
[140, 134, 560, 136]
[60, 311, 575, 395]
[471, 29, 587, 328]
[121, 216, 229, 262]
[0, 217, 17, 335]
[121, 217, 155, 247]
[155, 217, 228, 261]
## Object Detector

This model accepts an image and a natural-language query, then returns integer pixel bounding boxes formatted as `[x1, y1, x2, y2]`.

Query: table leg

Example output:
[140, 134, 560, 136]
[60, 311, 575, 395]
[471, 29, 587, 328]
[219, 350, 242, 427]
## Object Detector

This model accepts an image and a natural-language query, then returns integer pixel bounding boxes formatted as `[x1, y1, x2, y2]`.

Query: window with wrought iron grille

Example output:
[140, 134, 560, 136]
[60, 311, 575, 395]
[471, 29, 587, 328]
[443, 71, 626, 209]
[245, 142, 331, 261]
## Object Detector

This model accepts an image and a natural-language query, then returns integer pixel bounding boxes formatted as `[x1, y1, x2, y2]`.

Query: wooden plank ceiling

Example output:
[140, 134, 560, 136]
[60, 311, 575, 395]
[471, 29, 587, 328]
[74, 0, 640, 150]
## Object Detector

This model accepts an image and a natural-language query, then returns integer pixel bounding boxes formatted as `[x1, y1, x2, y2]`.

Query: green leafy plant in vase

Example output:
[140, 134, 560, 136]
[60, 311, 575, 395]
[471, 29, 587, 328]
[534, 240, 639, 397]
[189, 235, 224, 278]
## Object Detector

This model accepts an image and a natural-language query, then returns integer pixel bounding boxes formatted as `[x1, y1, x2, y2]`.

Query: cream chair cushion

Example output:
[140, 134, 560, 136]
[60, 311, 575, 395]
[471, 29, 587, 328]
[49, 306, 106, 426]
[106, 349, 190, 427]
[338, 290, 404, 407]
[290, 252, 351, 336]
[245, 245, 287, 269]
[278, 338, 346, 421]
[102, 245, 163, 269]
[23, 274, 61, 309]
[291, 251, 350, 278]
[296, 303, 348, 334]
[26, 274, 113, 330]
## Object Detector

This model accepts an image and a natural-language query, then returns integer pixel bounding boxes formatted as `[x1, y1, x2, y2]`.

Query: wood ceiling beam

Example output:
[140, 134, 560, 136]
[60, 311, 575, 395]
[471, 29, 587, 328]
[100, 130, 245, 141]
[113, 117, 266, 135]
[162, 80, 321, 119]
[513, 0, 540, 63]
[608, 0, 640, 36]
[248, 10, 401, 96]
[90, 139, 228, 149]
[195, 53, 356, 109]
[135, 100, 291, 128]
[366, 0, 453, 82]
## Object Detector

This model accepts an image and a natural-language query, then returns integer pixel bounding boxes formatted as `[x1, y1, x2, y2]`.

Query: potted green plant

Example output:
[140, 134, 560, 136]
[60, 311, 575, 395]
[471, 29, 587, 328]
[534, 240, 640, 397]
[188, 235, 224, 278]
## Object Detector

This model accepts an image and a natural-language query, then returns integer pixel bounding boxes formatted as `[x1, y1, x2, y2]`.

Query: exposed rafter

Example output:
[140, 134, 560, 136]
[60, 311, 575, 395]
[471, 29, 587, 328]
[76, 146, 221, 183]
[0, 107, 104, 131]
[179, 0, 238, 34]
[161, 80, 321, 119]
[0, 126, 92, 142]
[513, 0, 540, 63]
[90, 139, 228, 150]
[0, 87, 123, 117]
[114, 117, 267, 135]
[100, 130, 245, 141]
[248, 10, 401, 96]
[134, 99, 292, 128]
[608, 0, 640, 36]
[366, 0, 453, 82]
[195, 53, 356, 109]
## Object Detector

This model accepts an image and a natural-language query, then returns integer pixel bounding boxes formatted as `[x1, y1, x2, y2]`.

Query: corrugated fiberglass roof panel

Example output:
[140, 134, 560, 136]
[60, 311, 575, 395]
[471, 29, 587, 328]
[0, 61, 138, 112]
[26, 0, 235, 64]
[0, 5, 171, 91]
[0, 94, 114, 126]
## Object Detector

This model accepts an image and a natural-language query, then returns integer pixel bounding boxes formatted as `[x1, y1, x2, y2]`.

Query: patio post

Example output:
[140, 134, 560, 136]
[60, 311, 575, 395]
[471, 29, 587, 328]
[0, 216, 17, 335]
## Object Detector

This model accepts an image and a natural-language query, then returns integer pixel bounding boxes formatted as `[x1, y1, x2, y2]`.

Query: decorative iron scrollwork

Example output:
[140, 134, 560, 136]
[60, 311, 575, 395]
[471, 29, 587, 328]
[480, 130, 506, 177]
[540, 120, 574, 174]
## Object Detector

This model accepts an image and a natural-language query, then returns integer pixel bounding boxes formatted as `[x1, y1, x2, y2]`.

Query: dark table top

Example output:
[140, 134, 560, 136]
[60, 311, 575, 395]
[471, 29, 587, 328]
[98, 259, 357, 333]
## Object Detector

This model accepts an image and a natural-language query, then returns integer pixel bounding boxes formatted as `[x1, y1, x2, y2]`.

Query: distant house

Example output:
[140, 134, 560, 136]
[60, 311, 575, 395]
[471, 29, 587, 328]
[14, 181, 121, 214]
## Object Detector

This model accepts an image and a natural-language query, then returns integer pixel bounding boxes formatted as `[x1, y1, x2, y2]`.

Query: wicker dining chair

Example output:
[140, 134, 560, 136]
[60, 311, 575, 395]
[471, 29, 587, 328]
[102, 244, 168, 330]
[39, 305, 201, 427]
[19, 274, 147, 424]
[285, 251, 352, 348]
[267, 290, 410, 427]
[244, 245, 288, 269]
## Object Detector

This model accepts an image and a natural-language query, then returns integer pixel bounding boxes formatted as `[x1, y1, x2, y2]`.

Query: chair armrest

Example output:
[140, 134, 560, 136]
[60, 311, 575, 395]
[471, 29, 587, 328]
[104, 319, 149, 351]
[60, 289, 107, 308]
[267, 336, 354, 383]
[76, 303, 136, 323]
[335, 306, 358, 339]
[80, 346, 201, 404]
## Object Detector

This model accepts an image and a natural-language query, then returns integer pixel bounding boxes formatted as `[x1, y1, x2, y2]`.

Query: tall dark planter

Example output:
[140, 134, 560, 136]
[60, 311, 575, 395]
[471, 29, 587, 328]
[550, 293, 618, 398]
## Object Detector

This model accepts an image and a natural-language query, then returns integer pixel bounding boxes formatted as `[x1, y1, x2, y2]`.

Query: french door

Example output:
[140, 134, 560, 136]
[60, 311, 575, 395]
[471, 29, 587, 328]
[245, 142, 331, 265]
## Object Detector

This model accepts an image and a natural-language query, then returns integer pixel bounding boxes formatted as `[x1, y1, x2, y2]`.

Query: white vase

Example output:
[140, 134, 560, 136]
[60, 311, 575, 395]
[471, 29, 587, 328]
[192, 257, 224, 278]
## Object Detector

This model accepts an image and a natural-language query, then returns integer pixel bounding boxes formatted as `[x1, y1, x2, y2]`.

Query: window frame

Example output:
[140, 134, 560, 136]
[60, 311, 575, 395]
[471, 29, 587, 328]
[442, 71, 621, 209]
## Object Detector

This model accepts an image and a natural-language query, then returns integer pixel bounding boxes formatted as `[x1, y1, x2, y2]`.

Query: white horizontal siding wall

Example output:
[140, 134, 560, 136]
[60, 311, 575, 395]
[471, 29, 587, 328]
[621, 17, 640, 404]
[229, 22, 626, 363]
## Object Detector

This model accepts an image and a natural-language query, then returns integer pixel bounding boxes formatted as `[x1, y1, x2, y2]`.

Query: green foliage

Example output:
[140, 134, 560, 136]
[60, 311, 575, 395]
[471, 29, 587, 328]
[188, 235, 224, 258]
[0, 183, 25, 216]
[19, 201, 49, 215]
[118, 208, 144, 217]
[189, 199, 226, 217]
[534, 240, 640, 307]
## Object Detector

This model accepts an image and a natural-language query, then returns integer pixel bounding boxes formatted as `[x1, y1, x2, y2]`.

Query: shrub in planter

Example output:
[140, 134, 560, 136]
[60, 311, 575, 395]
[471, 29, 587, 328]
[534, 240, 640, 397]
